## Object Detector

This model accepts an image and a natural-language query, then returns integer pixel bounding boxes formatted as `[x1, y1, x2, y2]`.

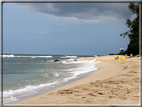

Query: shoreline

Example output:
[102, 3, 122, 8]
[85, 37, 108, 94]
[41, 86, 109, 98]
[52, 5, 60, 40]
[6, 55, 140, 105]
[9, 62, 99, 105]
[5, 57, 98, 105]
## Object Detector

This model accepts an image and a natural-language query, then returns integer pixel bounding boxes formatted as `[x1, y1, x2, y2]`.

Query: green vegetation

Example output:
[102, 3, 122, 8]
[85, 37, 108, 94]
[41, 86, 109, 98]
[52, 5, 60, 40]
[119, 2, 140, 56]
[118, 51, 125, 55]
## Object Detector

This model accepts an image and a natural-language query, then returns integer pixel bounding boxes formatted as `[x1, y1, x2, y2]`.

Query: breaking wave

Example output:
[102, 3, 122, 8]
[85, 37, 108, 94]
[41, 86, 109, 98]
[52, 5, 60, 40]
[2, 55, 53, 58]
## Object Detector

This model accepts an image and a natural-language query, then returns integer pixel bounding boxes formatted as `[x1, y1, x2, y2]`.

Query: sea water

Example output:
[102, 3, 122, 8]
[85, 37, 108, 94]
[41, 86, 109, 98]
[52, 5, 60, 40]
[2, 54, 100, 104]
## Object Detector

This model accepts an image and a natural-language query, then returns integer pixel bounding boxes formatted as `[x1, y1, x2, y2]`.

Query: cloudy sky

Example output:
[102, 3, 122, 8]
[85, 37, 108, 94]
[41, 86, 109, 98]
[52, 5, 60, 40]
[2, 0, 140, 55]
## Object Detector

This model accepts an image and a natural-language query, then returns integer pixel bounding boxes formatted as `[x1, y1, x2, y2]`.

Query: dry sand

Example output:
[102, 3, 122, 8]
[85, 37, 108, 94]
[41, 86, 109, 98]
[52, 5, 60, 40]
[12, 55, 140, 105]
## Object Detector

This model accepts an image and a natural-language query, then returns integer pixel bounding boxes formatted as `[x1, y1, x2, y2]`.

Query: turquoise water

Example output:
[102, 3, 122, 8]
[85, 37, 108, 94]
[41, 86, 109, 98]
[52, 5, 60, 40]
[2, 54, 100, 103]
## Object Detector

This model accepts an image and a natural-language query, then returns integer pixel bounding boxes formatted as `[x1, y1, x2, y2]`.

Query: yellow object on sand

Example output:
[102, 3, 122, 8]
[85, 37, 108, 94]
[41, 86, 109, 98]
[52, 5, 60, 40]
[116, 56, 127, 61]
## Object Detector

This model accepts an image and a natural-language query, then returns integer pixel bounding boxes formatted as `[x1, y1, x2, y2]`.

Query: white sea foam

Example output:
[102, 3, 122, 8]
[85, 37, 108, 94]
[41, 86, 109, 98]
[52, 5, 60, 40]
[2, 96, 18, 103]
[62, 59, 100, 82]
[53, 72, 60, 77]
[41, 72, 60, 78]
[2, 55, 53, 58]
[61, 56, 77, 58]
[2, 55, 14, 58]
[63, 59, 96, 64]
[62, 58, 76, 63]
[15, 55, 53, 58]
[3, 81, 59, 103]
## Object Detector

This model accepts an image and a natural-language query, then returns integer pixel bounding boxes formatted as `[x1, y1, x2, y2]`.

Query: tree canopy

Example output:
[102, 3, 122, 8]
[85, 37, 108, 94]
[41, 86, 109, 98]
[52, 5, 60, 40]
[120, 2, 139, 55]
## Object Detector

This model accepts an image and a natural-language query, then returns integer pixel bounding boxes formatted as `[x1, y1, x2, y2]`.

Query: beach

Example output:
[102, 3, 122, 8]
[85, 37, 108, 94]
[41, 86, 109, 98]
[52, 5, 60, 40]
[12, 55, 140, 105]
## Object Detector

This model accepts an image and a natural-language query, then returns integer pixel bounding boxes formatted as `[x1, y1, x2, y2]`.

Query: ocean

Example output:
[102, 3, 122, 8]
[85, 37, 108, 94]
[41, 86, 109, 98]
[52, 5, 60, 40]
[2, 54, 100, 104]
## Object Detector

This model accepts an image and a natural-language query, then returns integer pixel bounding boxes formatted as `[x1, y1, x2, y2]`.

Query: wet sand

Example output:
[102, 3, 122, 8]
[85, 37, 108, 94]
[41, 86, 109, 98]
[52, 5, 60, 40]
[11, 55, 140, 105]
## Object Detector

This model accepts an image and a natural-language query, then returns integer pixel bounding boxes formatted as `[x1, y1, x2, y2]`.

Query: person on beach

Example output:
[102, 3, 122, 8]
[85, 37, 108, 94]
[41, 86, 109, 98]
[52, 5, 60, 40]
[130, 53, 133, 56]
[114, 56, 118, 60]
[93, 54, 95, 57]
[125, 54, 127, 57]
[93, 54, 98, 57]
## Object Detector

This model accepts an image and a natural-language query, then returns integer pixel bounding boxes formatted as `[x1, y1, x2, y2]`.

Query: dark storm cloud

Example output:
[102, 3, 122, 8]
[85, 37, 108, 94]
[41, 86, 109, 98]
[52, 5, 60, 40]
[19, 3, 134, 22]
[54, 3, 131, 19]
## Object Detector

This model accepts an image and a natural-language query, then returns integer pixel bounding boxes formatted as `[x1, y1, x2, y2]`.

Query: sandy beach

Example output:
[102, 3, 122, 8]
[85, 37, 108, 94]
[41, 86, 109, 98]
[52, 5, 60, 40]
[12, 55, 140, 105]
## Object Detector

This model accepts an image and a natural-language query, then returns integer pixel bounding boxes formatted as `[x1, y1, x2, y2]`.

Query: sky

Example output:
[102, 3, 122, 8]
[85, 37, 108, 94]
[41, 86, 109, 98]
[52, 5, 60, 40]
[2, 0, 140, 55]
